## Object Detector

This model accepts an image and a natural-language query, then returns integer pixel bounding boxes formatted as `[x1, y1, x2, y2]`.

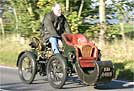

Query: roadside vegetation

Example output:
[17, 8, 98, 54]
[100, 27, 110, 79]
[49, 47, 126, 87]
[101, 38, 134, 81]
[0, 34, 29, 67]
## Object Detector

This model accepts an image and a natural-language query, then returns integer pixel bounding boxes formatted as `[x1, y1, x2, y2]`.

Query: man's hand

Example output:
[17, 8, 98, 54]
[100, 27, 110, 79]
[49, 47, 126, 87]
[58, 39, 63, 48]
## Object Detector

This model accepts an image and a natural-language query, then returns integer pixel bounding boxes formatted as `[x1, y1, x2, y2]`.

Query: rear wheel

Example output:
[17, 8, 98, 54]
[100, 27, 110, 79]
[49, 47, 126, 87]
[47, 54, 67, 89]
[18, 51, 37, 84]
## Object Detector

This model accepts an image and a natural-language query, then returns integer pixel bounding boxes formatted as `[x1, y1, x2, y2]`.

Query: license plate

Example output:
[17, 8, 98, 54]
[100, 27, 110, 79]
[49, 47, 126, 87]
[101, 67, 112, 77]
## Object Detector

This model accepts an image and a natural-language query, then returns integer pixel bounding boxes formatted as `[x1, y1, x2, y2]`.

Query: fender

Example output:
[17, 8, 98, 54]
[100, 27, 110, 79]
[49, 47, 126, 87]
[74, 61, 99, 85]
[16, 50, 38, 67]
[74, 61, 114, 85]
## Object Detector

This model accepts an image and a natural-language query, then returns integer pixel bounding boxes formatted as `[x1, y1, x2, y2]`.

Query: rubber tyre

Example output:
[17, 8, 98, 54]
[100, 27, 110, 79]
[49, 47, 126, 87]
[18, 51, 37, 84]
[46, 53, 67, 89]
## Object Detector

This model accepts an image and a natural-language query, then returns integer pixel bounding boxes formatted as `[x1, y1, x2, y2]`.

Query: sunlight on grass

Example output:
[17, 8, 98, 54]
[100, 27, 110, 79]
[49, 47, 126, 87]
[101, 39, 134, 81]
[102, 39, 134, 63]
[0, 34, 30, 67]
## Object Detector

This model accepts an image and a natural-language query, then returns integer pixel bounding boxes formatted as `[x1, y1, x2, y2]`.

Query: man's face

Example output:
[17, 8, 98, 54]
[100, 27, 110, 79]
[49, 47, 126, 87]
[53, 4, 61, 17]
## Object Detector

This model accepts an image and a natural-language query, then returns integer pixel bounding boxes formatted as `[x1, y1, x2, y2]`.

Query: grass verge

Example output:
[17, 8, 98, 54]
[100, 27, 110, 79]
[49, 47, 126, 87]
[101, 39, 134, 81]
[0, 34, 29, 67]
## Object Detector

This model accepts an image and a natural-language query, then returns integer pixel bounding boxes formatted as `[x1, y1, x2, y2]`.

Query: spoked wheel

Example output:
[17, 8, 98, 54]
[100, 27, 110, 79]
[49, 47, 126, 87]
[47, 54, 67, 89]
[18, 51, 37, 84]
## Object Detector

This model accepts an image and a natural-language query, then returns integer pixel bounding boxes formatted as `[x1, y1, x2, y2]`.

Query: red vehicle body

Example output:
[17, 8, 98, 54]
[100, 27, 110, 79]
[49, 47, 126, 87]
[62, 34, 98, 67]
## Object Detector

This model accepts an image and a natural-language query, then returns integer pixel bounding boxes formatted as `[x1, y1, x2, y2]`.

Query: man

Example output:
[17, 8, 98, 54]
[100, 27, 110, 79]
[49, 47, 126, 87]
[41, 3, 71, 54]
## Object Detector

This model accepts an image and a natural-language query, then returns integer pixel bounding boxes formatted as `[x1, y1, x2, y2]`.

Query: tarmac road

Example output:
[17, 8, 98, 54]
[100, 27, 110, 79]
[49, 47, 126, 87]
[0, 66, 134, 91]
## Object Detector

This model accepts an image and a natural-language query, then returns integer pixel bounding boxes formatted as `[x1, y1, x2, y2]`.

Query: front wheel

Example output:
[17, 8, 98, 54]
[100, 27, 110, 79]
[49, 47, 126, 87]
[46, 54, 67, 89]
[18, 51, 37, 84]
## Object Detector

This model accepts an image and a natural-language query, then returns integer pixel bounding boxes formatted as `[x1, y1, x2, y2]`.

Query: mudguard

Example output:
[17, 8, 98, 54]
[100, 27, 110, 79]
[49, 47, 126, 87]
[75, 61, 114, 85]
[75, 61, 99, 85]
[16, 50, 37, 67]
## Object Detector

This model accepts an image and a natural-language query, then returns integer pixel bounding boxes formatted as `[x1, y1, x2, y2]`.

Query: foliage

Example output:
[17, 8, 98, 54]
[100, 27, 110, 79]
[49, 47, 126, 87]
[0, 34, 29, 66]
[110, 0, 134, 22]
[66, 11, 82, 33]
[1, 0, 134, 40]
[3, 11, 16, 32]
[1, 0, 90, 36]
[105, 24, 120, 40]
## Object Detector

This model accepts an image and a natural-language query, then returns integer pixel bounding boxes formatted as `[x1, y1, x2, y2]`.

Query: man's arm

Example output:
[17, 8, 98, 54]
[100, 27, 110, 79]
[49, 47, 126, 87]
[44, 14, 59, 37]
[64, 18, 72, 34]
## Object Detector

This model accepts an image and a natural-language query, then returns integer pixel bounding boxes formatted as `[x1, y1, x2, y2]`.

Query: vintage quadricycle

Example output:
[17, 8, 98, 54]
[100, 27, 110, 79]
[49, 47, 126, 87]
[17, 33, 114, 89]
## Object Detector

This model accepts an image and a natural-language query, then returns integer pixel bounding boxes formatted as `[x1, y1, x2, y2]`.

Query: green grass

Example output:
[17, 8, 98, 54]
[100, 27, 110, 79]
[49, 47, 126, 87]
[101, 39, 134, 81]
[114, 60, 134, 81]
[124, 23, 134, 33]
[0, 34, 29, 67]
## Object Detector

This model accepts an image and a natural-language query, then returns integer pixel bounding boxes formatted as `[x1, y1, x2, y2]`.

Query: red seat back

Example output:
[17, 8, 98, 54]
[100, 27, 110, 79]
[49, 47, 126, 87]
[62, 34, 87, 46]
[62, 34, 98, 68]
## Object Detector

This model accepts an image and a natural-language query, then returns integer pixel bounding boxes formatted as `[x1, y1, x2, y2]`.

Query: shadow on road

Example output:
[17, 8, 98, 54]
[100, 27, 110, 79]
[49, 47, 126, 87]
[32, 77, 48, 84]
[0, 82, 41, 91]
[63, 76, 87, 89]
[95, 80, 134, 90]
[1, 76, 133, 91]
[31, 76, 134, 90]
[0, 78, 49, 91]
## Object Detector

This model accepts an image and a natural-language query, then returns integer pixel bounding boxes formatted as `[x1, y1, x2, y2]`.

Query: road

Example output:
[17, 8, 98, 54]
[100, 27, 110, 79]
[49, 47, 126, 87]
[0, 66, 134, 91]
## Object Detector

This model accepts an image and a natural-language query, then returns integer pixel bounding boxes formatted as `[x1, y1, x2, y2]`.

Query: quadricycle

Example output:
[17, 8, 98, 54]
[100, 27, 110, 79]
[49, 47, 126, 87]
[17, 33, 114, 89]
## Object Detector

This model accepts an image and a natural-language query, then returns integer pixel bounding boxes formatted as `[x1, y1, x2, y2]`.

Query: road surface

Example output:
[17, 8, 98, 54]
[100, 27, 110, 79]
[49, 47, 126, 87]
[0, 66, 134, 91]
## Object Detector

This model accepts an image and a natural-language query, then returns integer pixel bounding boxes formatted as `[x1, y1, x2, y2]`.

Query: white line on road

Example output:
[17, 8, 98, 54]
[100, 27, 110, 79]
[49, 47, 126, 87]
[0, 66, 17, 69]
[113, 79, 128, 83]
[112, 79, 134, 86]
[0, 89, 11, 91]
[123, 82, 134, 87]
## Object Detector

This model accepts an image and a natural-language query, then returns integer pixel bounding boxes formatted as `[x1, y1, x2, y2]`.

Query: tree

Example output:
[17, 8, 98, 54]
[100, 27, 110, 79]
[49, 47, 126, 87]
[66, 0, 69, 13]
[1, 0, 97, 37]
[0, 0, 5, 38]
[78, 0, 84, 18]
[8, 0, 19, 33]
[110, 0, 134, 45]
[99, 0, 106, 48]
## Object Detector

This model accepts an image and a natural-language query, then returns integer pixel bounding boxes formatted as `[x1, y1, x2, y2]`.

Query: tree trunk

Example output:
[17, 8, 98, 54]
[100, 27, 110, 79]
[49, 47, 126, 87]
[78, 0, 84, 18]
[119, 13, 126, 51]
[12, 8, 19, 32]
[120, 22, 125, 40]
[0, 1, 4, 38]
[66, 0, 69, 13]
[99, 0, 106, 48]
[0, 17, 4, 38]
[24, 0, 35, 32]
[120, 22, 126, 51]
